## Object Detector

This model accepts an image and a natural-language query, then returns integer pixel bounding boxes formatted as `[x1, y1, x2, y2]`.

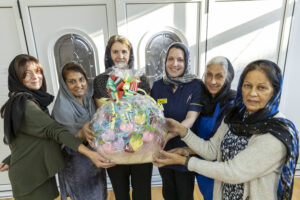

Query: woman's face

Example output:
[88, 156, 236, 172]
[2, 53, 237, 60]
[205, 64, 226, 96]
[65, 70, 87, 100]
[110, 42, 130, 66]
[166, 47, 185, 78]
[22, 61, 43, 90]
[242, 69, 274, 115]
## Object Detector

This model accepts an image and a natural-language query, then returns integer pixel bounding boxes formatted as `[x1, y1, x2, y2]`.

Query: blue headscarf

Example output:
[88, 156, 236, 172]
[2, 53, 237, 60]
[225, 60, 299, 200]
[234, 60, 281, 118]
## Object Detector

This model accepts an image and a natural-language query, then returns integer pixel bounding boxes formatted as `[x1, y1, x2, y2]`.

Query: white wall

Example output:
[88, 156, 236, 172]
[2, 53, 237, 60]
[0, 0, 27, 198]
[280, 0, 300, 174]
[281, 0, 300, 130]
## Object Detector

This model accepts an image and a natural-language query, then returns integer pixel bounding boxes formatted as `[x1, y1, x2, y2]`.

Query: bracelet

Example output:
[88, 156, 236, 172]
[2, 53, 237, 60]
[183, 147, 189, 157]
[185, 156, 191, 167]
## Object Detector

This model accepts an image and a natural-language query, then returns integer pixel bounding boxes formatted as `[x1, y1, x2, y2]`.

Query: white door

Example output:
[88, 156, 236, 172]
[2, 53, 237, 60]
[116, 0, 207, 80]
[280, 0, 300, 175]
[206, 0, 289, 88]
[19, 0, 116, 97]
[0, 0, 27, 198]
[18, 0, 117, 188]
[115, 0, 207, 185]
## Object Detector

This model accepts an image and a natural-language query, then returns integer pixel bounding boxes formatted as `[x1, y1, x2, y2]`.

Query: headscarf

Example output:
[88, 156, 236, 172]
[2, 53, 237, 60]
[200, 56, 236, 116]
[225, 60, 299, 200]
[1, 54, 54, 144]
[104, 39, 134, 71]
[52, 67, 95, 136]
[93, 37, 135, 99]
[162, 42, 197, 85]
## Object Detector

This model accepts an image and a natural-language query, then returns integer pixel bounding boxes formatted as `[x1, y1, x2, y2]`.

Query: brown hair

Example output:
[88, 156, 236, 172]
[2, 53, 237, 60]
[107, 35, 132, 51]
[14, 54, 47, 91]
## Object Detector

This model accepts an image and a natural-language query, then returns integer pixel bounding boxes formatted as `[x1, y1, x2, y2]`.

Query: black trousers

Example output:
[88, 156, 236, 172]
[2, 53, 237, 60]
[107, 163, 153, 200]
[159, 167, 195, 200]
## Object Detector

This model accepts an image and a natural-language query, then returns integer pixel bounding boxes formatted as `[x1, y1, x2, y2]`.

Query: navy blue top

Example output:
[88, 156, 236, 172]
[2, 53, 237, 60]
[151, 78, 201, 171]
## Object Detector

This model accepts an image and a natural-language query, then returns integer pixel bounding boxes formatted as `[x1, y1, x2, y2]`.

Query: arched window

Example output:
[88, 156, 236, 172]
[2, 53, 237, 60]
[54, 33, 96, 94]
[145, 31, 182, 86]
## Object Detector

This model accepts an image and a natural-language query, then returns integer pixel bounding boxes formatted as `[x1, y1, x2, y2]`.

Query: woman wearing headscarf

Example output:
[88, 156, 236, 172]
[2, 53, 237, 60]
[93, 35, 150, 107]
[191, 56, 236, 200]
[154, 60, 299, 200]
[93, 35, 152, 200]
[52, 63, 111, 200]
[151, 42, 201, 200]
[0, 54, 106, 200]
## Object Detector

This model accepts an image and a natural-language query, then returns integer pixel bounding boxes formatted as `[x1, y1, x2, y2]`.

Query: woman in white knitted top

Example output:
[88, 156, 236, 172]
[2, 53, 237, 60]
[154, 60, 299, 200]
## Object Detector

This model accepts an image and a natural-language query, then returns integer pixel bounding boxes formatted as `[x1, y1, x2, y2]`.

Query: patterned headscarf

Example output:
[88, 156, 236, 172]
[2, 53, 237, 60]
[225, 60, 299, 200]
[162, 42, 197, 85]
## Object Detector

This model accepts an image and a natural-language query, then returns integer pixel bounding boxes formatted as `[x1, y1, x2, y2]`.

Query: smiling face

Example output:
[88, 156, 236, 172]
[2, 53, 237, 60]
[242, 69, 274, 115]
[205, 64, 226, 96]
[65, 70, 87, 102]
[22, 61, 43, 90]
[110, 42, 130, 66]
[166, 47, 185, 78]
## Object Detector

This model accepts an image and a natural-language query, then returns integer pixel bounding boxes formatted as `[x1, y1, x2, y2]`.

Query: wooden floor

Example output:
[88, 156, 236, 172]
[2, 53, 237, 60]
[102, 184, 204, 200]
[2, 178, 300, 200]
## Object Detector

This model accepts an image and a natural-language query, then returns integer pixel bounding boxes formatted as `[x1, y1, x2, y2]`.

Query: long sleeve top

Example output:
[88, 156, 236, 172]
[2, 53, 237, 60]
[7, 100, 82, 198]
[183, 113, 287, 200]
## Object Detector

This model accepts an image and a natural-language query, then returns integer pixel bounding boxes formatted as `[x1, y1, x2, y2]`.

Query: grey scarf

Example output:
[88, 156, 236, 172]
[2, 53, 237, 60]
[52, 74, 95, 135]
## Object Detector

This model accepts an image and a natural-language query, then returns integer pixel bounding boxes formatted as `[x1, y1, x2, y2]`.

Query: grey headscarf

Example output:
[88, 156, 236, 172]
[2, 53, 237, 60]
[52, 70, 96, 135]
[163, 42, 197, 85]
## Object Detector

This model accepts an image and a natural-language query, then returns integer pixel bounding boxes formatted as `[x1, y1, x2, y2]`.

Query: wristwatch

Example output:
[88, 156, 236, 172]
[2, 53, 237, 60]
[183, 146, 190, 157]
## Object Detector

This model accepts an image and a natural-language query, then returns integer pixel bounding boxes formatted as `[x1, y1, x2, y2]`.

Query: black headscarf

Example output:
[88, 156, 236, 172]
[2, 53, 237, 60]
[1, 54, 54, 144]
[200, 56, 236, 117]
[93, 36, 135, 99]
[224, 60, 299, 200]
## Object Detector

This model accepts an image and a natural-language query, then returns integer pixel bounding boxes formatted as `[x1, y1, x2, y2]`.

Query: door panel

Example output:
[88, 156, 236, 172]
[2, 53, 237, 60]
[207, 0, 286, 88]
[21, 1, 115, 97]
[19, 0, 116, 188]
[116, 0, 207, 77]
[115, 0, 207, 186]
[280, 0, 300, 175]
[0, 1, 27, 198]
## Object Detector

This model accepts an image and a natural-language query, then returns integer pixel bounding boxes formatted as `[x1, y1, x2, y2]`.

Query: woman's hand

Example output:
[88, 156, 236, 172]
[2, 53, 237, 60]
[0, 163, 9, 172]
[162, 132, 178, 148]
[77, 121, 96, 147]
[78, 144, 115, 168]
[87, 151, 116, 168]
[168, 147, 187, 156]
[153, 150, 186, 168]
[165, 118, 188, 138]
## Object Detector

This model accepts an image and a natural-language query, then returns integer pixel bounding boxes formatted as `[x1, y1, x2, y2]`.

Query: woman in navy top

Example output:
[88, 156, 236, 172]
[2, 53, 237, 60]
[192, 56, 236, 200]
[151, 42, 201, 200]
